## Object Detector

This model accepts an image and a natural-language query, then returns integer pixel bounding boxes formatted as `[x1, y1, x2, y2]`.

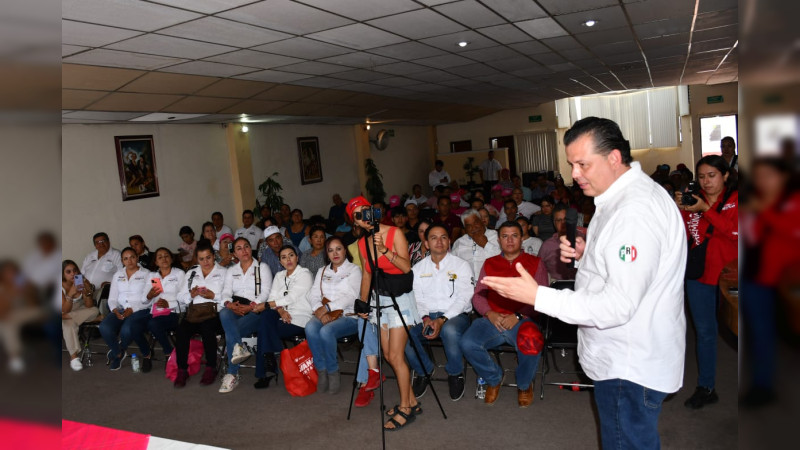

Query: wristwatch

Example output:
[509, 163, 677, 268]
[514, 313, 524, 321]
[439, 315, 449, 323]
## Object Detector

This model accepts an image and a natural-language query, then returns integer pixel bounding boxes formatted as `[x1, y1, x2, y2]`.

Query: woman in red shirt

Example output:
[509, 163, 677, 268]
[675, 155, 738, 409]
[347, 196, 420, 431]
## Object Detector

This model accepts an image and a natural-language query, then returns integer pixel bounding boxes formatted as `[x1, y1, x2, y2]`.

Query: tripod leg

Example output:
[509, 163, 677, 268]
[347, 316, 369, 420]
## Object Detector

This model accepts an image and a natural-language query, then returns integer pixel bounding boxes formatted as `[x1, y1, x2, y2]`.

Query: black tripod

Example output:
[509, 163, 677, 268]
[346, 226, 446, 449]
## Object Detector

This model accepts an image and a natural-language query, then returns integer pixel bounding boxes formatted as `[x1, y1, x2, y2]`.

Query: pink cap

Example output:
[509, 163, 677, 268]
[389, 195, 400, 207]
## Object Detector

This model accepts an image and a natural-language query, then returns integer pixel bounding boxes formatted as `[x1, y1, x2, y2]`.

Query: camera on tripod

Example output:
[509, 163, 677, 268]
[681, 181, 701, 206]
[354, 206, 382, 226]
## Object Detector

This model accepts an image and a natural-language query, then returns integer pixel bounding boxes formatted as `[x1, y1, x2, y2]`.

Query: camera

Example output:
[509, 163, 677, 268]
[354, 206, 382, 225]
[681, 181, 701, 206]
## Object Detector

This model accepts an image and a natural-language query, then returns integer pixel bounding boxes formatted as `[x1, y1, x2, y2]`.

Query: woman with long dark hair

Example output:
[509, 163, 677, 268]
[675, 155, 738, 409]
[146, 248, 185, 358]
[61, 260, 99, 371]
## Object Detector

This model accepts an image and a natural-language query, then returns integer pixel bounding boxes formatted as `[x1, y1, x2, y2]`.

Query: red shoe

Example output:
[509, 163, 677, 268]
[355, 386, 375, 407]
[199, 366, 218, 386]
[365, 369, 386, 391]
[174, 369, 188, 388]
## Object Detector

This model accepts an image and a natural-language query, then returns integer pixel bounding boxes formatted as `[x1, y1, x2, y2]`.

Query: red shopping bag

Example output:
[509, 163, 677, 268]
[280, 341, 318, 397]
[165, 339, 204, 382]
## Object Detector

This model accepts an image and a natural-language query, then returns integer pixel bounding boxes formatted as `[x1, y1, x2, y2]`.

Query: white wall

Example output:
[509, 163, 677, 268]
[369, 125, 431, 198]
[248, 124, 361, 218]
[62, 124, 235, 263]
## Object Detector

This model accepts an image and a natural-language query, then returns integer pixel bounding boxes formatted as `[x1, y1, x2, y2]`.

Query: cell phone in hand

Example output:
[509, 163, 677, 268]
[74, 274, 84, 290]
[151, 278, 163, 292]
[423, 325, 434, 337]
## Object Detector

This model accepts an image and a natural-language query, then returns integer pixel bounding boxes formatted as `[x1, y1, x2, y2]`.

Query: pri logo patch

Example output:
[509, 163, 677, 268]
[619, 245, 638, 262]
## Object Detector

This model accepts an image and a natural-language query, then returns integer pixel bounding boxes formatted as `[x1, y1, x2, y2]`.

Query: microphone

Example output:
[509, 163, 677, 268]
[565, 208, 578, 269]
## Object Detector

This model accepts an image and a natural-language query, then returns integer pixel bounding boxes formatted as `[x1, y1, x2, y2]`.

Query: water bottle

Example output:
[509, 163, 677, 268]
[131, 353, 141, 373]
[475, 377, 486, 399]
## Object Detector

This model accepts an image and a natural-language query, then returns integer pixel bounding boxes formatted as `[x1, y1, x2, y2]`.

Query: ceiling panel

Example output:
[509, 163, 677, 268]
[159, 60, 260, 77]
[420, 30, 498, 52]
[107, 34, 236, 59]
[285, 77, 352, 89]
[62, 45, 89, 57]
[300, 89, 357, 104]
[157, 17, 292, 48]
[220, 99, 290, 115]
[488, 57, 542, 72]
[195, 79, 274, 98]
[62, 20, 143, 47]
[161, 96, 242, 113]
[368, 9, 466, 40]
[254, 85, 320, 101]
[266, 102, 324, 116]
[86, 92, 185, 111]
[555, 6, 628, 35]
[118, 72, 220, 95]
[296, 0, 421, 21]
[331, 69, 393, 82]
[372, 61, 432, 75]
[368, 41, 447, 60]
[62, 110, 146, 121]
[434, 1, 506, 28]
[147, 0, 255, 14]
[62, 64, 145, 90]
[63, 49, 188, 70]
[218, 0, 354, 35]
[625, 0, 695, 23]
[252, 37, 351, 60]
[370, 76, 423, 87]
[540, 36, 583, 51]
[406, 70, 461, 83]
[62, 0, 202, 31]
[476, 24, 532, 44]
[509, 40, 550, 55]
[516, 17, 569, 40]
[307, 24, 408, 50]
[694, 9, 738, 30]
[450, 63, 501, 77]
[235, 70, 314, 83]
[633, 16, 693, 39]
[275, 61, 351, 76]
[413, 53, 474, 69]
[480, 0, 548, 21]
[318, 52, 397, 68]
[62, 89, 108, 109]
[205, 50, 304, 70]
[537, 0, 619, 16]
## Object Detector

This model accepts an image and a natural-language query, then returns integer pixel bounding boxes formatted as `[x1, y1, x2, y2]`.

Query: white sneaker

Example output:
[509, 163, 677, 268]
[70, 358, 83, 372]
[230, 343, 252, 365]
[219, 374, 240, 393]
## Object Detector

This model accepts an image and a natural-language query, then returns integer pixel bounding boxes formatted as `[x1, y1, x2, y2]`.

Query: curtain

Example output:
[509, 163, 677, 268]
[516, 131, 558, 173]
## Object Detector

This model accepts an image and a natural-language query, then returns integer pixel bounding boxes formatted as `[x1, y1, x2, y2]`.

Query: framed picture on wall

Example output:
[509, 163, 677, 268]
[114, 135, 160, 201]
[297, 136, 323, 185]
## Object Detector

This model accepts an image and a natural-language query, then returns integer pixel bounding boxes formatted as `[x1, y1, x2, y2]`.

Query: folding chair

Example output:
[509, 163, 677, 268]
[539, 280, 592, 399]
[78, 282, 110, 367]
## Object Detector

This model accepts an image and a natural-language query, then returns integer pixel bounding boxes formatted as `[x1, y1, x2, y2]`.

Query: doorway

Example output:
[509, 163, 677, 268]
[489, 135, 516, 175]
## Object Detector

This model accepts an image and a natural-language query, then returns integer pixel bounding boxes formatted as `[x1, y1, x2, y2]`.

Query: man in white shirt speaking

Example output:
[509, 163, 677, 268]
[482, 117, 686, 450]
[407, 224, 473, 401]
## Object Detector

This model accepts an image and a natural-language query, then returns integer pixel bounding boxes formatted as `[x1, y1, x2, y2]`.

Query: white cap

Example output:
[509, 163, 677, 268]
[404, 199, 417, 207]
[263, 226, 281, 239]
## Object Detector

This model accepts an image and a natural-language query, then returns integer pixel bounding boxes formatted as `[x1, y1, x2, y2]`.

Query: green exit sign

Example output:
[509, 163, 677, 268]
[388, 129, 395, 137]
[707, 95, 724, 104]
[528, 115, 542, 123]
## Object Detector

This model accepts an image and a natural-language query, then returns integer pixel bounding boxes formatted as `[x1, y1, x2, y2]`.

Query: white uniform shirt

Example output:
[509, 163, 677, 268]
[215, 224, 233, 238]
[178, 264, 227, 307]
[410, 195, 428, 206]
[534, 162, 687, 393]
[428, 169, 451, 189]
[497, 201, 541, 223]
[412, 253, 474, 319]
[150, 267, 185, 312]
[221, 261, 273, 304]
[522, 237, 543, 256]
[235, 225, 261, 249]
[479, 158, 502, 181]
[81, 248, 123, 287]
[107, 267, 151, 312]
[451, 229, 501, 277]
[268, 267, 314, 328]
[308, 260, 362, 314]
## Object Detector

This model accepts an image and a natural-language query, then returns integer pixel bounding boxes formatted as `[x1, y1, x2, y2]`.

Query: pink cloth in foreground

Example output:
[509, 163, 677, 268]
[0, 418, 60, 449]
[62, 419, 149, 450]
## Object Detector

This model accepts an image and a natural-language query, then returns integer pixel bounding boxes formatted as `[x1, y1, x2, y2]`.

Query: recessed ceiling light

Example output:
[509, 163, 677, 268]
[458, 41, 468, 48]
[582, 20, 597, 27]
[241, 124, 249, 133]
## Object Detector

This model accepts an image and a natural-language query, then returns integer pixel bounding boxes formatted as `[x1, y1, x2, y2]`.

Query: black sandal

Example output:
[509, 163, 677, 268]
[386, 403, 422, 416]
[384, 407, 416, 431]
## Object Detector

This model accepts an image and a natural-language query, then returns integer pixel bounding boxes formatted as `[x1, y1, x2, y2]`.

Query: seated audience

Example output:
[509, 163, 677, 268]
[146, 248, 185, 359]
[328, 194, 346, 230]
[409, 184, 427, 206]
[460, 221, 548, 407]
[405, 201, 422, 234]
[517, 216, 543, 256]
[530, 173, 555, 203]
[201, 221, 221, 251]
[218, 238, 273, 393]
[99, 247, 153, 372]
[408, 219, 432, 267]
[216, 233, 237, 268]
[391, 207, 417, 244]
[257, 205, 272, 230]
[478, 207, 493, 229]
[129, 235, 156, 271]
[62, 260, 99, 371]
[81, 232, 123, 290]
[286, 209, 309, 248]
[406, 224, 474, 401]
[530, 195, 556, 238]
[498, 168, 514, 190]
[234, 209, 261, 251]
[538, 204, 579, 280]
[432, 196, 463, 242]
[260, 226, 289, 276]
[278, 203, 292, 229]
[298, 215, 331, 254]
[177, 226, 197, 270]
[489, 184, 505, 214]
[512, 174, 532, 202]
[299, 225, 327, 276]
[429, 159, 450, 190]
[496, 199, 521, 228]
[452, 209, 501, 277]
[306, 236, 379, 396]
[425, 185, 445, 210]
[211, 211, 233, 238]
[173, 242, 226, 388]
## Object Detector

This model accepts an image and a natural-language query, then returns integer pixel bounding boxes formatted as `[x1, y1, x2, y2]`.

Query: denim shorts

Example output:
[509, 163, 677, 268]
[370, 291, 420, 329]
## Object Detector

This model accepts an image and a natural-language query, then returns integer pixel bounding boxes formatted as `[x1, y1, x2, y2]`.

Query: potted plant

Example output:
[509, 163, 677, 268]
[364, 158, 386, 204]
[463, 157, 480, 190]
[254, 172, 285, 220]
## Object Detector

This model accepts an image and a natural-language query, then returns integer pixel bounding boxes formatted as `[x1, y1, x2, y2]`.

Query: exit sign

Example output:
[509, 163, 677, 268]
[707, 95, 724, 104]
[528, 115, 542, 123]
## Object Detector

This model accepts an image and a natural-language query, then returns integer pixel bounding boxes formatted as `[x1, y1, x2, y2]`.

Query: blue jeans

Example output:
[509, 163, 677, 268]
[305, 316, 377, 383]
[255, 309, 304, 378]
[594, 379, 668, 450]
[219, 308, 261, 375]
[459, 316, 540, 390]
[147, 312, 179, 355]
[740, 280, 776, 389]
[406, 312, 470, 376]
[99, 309, 151, 359]
[685, 280, 718, 389]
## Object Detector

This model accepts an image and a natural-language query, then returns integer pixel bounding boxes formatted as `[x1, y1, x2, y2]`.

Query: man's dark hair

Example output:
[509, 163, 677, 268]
[721, 136, 735, 146]
[435, 159, 444, 166]
[437, 195, 451, 204]
[503, 199, 516, 208]
[564, 116, 632, 165]
[309, 225, 327, 237]
[92, 232, 109, 243]
[179, 226, 194, 236]
[129, 234, 144, 244]
[196, 240, 214, 255]
[516, 215, 531, 226]
[242, 209, 253, 217]
[541, 195, 555, 206]
[212, 211, 223, 219]
[553, 203, 569, 215]
[498, 221, 523, 235]
[424, 224, 449, 240]
[391, 206, 407, 217]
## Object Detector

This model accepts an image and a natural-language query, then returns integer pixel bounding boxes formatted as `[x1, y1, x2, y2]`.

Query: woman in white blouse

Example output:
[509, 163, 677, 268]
[99, 247, 153, 371]
[61, 260, 99, 371]
[305, 236, 378, 395]
[146, 248, 184, 358]
[254, 245, 313, 389]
